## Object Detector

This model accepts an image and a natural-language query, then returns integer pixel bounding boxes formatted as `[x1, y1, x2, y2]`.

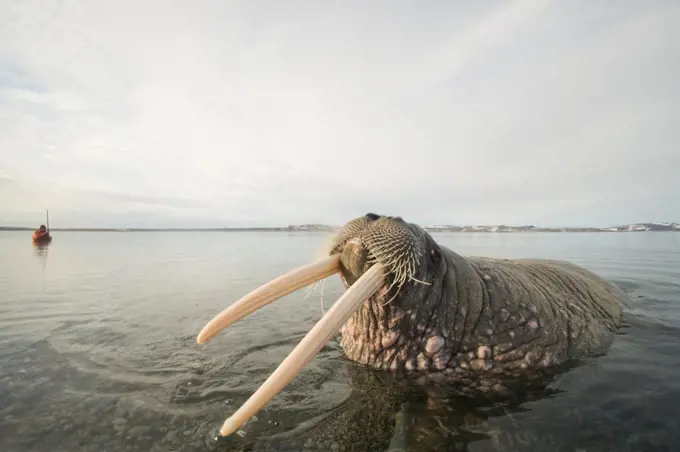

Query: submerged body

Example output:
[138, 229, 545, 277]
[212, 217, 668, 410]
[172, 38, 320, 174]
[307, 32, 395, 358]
[338, 239, 625, 387]
[197, 213, 628, 436]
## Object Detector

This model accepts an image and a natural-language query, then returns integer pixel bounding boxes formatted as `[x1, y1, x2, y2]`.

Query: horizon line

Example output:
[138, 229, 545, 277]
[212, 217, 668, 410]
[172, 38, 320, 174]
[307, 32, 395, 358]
[2, 220, 678, 233]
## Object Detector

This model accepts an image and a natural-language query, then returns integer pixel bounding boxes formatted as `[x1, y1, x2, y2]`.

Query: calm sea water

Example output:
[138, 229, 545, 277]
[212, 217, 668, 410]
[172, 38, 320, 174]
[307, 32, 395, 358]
[1, 230, 679, 451]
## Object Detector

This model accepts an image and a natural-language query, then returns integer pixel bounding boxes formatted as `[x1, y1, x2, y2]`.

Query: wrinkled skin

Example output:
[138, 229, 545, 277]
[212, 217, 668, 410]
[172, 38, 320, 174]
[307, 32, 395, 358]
[329, 213, 627, 394]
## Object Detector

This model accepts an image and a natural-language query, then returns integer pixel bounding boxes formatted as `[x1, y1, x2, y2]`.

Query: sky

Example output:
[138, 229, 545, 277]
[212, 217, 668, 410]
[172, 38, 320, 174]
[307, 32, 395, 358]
[0, 0, 678, 228]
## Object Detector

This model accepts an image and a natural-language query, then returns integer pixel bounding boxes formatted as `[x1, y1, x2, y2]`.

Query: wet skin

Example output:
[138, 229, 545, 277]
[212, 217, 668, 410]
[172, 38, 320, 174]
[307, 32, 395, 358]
[197, 213, 628, 436]
[333, 214, 626, 393]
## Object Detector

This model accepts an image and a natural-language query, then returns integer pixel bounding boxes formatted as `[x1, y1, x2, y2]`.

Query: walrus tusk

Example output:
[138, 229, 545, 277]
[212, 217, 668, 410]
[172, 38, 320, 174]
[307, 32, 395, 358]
[216, 262, 386, 437]
[197, 254, 342, 345]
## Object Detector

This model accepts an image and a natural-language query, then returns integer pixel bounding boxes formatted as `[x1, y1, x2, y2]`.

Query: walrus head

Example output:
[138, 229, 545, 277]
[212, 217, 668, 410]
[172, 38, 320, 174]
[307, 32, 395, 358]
[326, 214, 456, 370]
[329, 213, 435, 303]
[197, 213, 451, 437]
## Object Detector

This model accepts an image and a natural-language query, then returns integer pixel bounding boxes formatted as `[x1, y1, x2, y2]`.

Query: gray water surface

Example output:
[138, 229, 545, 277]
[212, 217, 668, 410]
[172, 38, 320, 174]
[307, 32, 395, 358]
[1, 231, 679, 451]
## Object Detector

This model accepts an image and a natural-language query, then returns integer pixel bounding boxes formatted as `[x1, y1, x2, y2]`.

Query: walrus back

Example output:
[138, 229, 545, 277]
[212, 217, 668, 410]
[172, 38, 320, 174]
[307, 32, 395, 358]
[457, 254, 627, 360]
[468, 256, 625, 326]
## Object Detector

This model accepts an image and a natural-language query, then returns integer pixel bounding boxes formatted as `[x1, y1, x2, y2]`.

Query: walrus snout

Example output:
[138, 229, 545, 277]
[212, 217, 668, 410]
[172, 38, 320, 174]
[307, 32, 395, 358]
[338, 239, 373, 288]
[329, 213, 428, 297]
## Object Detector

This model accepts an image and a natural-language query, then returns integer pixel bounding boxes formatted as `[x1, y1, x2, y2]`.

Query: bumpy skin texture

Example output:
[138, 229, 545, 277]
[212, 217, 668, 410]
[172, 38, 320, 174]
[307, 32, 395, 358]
[329, 214, 627, 393]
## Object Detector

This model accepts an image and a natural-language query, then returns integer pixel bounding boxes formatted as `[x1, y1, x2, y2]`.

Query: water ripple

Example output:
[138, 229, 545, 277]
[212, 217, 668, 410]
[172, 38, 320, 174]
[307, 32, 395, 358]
[0, 231, 679, 451]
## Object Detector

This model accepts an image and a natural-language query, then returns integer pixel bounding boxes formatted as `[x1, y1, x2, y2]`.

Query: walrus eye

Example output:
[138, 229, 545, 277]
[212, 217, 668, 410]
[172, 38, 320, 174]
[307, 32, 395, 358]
[429, 248, 440, 264]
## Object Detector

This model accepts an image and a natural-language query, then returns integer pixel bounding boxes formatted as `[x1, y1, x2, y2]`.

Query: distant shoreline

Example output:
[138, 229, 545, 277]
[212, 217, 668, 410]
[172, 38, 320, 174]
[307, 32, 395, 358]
[1, 222, 678, 233]
[0, 227, 330, 232]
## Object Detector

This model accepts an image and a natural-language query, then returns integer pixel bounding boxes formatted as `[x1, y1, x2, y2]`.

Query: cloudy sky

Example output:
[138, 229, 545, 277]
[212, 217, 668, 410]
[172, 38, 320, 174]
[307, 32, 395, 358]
[0, 0, 678, 228]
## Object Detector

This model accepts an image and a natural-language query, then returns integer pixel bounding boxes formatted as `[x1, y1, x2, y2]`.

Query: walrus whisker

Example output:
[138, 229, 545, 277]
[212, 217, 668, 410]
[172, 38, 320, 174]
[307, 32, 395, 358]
[370, 241, 403, 259]
[381, 290, 400, 307]
[303, 280, 320, 300]
[380, 281, 400, 306]
[353, 249, 402, 305]
[409, 276, 431, 286]
[319, 277, 327, 317]
[380, 272, 411, 307]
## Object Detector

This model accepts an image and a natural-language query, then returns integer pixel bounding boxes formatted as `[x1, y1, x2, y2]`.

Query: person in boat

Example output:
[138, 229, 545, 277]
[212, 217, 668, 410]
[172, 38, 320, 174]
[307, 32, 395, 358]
[33, 224, 49, 239]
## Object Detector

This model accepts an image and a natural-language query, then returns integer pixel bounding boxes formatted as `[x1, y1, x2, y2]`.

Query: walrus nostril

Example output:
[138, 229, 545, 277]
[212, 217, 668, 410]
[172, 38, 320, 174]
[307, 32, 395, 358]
[365, 213, 381, 221]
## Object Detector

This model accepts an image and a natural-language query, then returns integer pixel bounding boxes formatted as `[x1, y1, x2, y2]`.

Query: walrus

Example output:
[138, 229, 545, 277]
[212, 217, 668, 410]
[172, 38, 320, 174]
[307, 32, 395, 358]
[197, 213, 628, 437]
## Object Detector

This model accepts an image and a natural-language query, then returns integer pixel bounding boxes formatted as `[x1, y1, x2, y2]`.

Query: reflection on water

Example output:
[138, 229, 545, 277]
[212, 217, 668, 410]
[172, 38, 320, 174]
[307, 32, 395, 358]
[0, 231, 679, 451]
[32, 241, 51, 253]
[221, 361, 573, 452]
[32, 241, 51, 273]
